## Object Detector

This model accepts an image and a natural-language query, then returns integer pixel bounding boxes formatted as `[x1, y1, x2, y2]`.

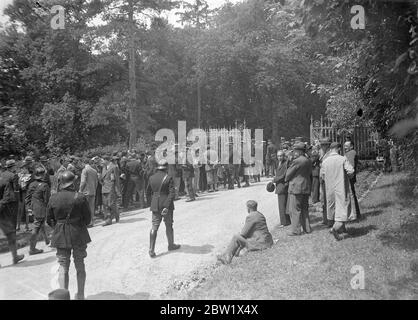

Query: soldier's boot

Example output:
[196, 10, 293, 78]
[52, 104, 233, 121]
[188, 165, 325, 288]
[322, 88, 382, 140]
[75, 270, 86, 300]
[166, 226, 180, 251]
[149, 229, 157, 258]
[29, 231, 43, 255]
[7, 233, 24, 265]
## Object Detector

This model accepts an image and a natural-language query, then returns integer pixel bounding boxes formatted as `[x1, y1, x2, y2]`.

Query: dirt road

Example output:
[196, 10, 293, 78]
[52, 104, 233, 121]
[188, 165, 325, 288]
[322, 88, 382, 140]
[0, 179, 280, 300]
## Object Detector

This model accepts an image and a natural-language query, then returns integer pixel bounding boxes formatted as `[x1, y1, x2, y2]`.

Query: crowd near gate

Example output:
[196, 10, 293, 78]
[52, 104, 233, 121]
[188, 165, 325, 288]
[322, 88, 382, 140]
[310, 116, 379, 160]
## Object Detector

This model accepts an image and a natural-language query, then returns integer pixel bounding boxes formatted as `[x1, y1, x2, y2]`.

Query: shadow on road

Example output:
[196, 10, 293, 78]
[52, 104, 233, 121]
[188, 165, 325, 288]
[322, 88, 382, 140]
[118, 217, 146, 224]
[2, 255, 56, 268]
[156, 244, 215, 258]
[86, 291, 150, 300]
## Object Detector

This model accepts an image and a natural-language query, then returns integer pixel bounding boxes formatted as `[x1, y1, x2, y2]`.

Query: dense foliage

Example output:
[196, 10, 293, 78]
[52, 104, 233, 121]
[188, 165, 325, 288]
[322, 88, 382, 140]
[1, 0, 416, 169]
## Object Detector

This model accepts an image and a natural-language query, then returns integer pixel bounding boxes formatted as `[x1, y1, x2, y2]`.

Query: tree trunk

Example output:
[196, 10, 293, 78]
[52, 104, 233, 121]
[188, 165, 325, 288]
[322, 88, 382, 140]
[128, 0, 137, 149]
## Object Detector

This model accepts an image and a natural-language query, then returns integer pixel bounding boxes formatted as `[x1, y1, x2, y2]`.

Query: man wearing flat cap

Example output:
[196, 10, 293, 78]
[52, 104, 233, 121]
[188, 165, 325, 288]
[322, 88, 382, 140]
[217, 200, 273, 264]
[319, 137, 332, 226]
[146, 159, 180, 258]
[285, 142, 313, 236]
[320, 142, 355, 241]
[0, 160, 25, 266]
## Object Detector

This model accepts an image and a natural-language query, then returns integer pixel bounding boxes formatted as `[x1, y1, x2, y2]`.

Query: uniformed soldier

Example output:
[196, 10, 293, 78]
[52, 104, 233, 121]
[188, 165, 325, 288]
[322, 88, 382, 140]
[47, 171, 91, 300]
[273, 150, 291, 227]
[146, 159, 180, 258]
[0, 160, 25, 266]
[25, 167, 51, 255]
[126, 154, 145, 208]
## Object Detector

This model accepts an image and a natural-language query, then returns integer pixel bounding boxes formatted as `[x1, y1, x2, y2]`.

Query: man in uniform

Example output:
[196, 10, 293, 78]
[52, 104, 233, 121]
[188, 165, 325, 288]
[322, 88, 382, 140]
[101, 155, 121, 226]
[79, 158, 99, 227]
[25, 167, 51, 254]
[273, 150, 291, 227]
[146, 159, 180, 258]
[319, 137, 332, 226]
[37, 156, 54, 187]
[0, 160, 25, 266]
[285, 142, 312, 236]
[217, 200, 273, 265]
[47, 171, 91, 300]
[344, 141, 361, 220]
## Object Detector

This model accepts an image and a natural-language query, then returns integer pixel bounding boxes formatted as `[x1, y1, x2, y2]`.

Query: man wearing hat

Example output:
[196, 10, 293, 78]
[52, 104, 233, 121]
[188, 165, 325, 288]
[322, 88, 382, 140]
[0, 160, 25, 265]
[101, 155, 121, 226]
[320, 142, 355, 241]
[217, 200, 273, 264]
[285, 142, 313, 236]
[273, 150, 291, 227]
[47, 170, 91, 300]
[146, 159, 180, 258]
[25, 167, 51, 254]
[319, 137, 332, 226]
[344, 141, 361, 220]
[37, 156, 54, 187]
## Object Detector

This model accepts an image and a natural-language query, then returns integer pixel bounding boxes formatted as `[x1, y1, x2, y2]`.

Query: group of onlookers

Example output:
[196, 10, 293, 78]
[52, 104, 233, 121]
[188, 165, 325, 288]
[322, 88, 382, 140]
[266, 137, 362, 241]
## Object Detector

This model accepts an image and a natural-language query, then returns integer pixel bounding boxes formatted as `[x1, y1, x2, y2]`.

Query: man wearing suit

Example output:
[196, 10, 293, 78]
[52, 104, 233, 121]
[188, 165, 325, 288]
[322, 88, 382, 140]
[47, 171, 91, 300]
[285, 142, 313, 236]
[273, 151, 291, 227]
[217, 200, 273, 265]
[146, 159, 181, 258]
[101, 155, 121, 226]
[344, 141, 361, 220]
[79, 158, 99, 227]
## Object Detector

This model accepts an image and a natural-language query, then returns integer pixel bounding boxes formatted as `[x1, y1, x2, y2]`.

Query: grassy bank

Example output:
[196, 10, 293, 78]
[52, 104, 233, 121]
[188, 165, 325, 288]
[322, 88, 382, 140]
[166, 170, 418, 300]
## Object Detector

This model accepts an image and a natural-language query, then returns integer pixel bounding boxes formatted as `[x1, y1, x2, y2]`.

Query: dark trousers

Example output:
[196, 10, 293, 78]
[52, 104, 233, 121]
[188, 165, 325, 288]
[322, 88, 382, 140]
[320, 178, 328, 224]
[311, 176, 320, 203]
[277, 194, 291, 226]
[223, 234, 248, 262]
[30, 217, 48, 250]
[131, 176, 145, 208]
[184, 177, 195, 200]
[288, 194, 311, 234]
[349, 178, 361, 217]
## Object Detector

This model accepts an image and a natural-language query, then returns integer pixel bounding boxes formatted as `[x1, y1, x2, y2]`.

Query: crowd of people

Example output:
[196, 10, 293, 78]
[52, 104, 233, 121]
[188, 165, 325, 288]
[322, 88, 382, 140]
[0, 136, 377, 299]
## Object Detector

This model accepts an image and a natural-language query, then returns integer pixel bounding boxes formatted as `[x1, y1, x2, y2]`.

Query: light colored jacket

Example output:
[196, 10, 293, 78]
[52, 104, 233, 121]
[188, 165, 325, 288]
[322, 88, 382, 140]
[79, 164, 98, 196]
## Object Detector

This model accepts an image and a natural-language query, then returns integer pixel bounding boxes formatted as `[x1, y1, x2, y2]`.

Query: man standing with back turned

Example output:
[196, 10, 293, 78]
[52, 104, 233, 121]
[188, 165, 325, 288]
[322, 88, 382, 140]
[146, 159, 181, 258]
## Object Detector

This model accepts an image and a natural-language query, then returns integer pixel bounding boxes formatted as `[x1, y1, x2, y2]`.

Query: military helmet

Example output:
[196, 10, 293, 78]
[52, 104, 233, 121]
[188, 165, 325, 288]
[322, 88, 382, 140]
[60, 170, 75, 189]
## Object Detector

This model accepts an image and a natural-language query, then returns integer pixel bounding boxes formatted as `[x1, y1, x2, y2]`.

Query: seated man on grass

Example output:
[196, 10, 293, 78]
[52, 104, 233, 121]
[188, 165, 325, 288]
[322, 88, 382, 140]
[217, 200, 273, 265]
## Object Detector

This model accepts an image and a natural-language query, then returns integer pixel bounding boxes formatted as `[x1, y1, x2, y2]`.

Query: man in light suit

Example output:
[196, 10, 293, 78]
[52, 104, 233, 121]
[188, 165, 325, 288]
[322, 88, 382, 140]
[285, 142, 312, 236]
[79, 158, 98, 228]
[101, 156, 121, 226]
[273, 151, 291, 227]
[217, 200, 273, 265]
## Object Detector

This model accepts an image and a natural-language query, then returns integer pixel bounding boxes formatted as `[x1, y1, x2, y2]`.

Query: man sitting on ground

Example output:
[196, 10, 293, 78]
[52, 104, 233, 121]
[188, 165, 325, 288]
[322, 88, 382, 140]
[217, 200, 273, 265]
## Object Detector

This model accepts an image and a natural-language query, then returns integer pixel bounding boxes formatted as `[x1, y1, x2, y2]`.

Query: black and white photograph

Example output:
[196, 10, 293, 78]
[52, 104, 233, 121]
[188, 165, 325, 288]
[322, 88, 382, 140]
[0, 0, 417, 304]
